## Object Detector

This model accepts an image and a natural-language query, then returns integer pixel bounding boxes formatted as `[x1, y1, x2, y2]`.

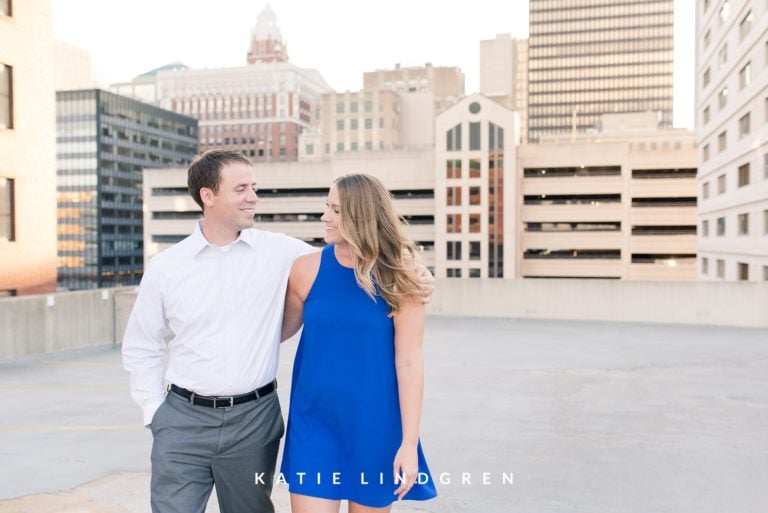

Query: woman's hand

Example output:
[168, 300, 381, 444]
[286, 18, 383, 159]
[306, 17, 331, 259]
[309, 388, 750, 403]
[393, 442, 419, 500]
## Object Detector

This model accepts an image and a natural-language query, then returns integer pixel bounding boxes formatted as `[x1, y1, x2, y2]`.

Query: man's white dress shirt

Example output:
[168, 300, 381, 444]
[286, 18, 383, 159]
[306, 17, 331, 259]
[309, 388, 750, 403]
[122, 221, 314, 426]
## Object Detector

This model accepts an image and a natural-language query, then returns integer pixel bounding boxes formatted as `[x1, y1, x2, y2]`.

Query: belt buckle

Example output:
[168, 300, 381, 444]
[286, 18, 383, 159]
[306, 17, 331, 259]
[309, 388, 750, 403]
[214, 396, 234, 408]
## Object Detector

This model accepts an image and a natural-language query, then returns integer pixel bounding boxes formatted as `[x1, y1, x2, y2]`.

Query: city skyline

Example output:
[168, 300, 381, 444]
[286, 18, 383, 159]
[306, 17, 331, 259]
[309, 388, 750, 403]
[51, 0, 695, 129]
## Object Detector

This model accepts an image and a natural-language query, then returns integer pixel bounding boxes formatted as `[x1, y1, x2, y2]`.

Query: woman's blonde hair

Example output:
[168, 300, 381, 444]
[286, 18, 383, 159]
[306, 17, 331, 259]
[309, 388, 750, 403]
[333, 173, 422, 315]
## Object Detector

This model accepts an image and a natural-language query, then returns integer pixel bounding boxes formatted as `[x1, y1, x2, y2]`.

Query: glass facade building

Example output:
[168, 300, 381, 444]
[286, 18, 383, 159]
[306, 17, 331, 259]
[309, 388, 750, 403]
[56, 89, 197, 290]
[527, 0, 674, 142]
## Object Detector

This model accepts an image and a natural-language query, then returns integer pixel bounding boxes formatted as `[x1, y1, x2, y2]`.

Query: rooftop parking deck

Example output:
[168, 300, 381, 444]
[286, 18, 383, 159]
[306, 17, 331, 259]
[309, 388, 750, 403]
[1, 316, 767, 512]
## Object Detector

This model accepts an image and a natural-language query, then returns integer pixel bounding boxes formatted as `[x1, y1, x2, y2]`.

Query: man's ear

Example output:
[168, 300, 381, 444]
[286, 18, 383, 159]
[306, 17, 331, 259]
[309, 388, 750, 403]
[200, 187, 215, 209]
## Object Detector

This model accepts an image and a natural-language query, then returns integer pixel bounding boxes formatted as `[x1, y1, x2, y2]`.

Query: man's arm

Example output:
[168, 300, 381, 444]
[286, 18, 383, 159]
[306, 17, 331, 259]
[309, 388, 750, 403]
[121, 265, 173, 426]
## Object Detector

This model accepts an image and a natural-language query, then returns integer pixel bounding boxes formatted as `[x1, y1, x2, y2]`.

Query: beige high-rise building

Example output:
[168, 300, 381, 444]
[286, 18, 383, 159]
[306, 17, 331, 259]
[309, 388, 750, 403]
[527, 0, 674, 143]
[518, 113, 698, 280]
[479, 34, 528, 142]
[696, 0, 768, 282]
[363, 63, 464, 113]
[141, 150, 436, 269]
[0, 0, 57, 296]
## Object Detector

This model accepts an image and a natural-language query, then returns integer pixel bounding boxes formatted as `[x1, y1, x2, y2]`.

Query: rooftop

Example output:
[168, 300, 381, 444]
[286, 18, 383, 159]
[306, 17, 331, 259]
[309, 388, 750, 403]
[1, 316, 766, 512]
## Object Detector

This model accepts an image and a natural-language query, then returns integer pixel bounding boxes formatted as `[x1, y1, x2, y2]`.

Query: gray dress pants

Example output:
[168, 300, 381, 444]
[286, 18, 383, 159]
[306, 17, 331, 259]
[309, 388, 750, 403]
[149, 389, 284, 513]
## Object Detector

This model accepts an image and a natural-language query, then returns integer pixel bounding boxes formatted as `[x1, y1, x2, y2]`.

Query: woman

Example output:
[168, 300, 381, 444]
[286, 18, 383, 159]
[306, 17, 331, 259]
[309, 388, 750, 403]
[280, 174, 438, 512]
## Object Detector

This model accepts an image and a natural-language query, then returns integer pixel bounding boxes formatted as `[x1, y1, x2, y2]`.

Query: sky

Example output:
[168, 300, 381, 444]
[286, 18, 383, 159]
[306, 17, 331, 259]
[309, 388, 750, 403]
[52, 0, 695, 129]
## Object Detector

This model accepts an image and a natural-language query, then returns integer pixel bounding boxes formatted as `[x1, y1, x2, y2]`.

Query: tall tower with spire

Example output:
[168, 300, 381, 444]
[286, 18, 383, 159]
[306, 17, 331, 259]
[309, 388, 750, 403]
[246, 4, 288, 64]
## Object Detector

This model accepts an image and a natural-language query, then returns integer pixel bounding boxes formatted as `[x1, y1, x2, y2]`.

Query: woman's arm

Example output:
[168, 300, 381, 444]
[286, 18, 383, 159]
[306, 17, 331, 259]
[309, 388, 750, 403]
[280, 252, 321, 342]
[392, 297, 426, 499]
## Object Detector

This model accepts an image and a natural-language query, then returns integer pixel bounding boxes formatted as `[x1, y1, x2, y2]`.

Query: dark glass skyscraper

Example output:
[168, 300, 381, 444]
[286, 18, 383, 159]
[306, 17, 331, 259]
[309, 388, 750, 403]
[527, 0, 674, 142]
[56, 89, 197, 290]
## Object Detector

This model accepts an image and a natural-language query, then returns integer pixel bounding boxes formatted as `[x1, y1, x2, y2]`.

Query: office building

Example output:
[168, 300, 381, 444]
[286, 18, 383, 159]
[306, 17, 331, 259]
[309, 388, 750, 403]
[0, 0, 57, 296]
[696, 0, 768, 281]
[56, 89, 197, 290]
[527, 0, 674, 142]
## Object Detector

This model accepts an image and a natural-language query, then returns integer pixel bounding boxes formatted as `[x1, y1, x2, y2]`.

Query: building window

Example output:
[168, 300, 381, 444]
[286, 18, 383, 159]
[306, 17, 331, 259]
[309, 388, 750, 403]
[336, 102, 344, 113]
[325, 143, 330, 154]
[364, 118, 373, 130]
[764, 266, 768, 281]
[379, 117, 384, 128]
[446, 187, 462, 206]
[350, 119, 358, 130]
[364, 101, 372, 112]
[305, 144, 314, 156]
[738, 112, 751, 138]
[469, 159, 481, 178]
[718, 174, 726, 194]
[740, 10, 753, 40]
[703, 181, 710, 199]
[765, 209, 768, 234]
[336, 142, 344, 152]
[765, 154, 768, 178]
[717, 217, 726, 236]
[446, 241, 462, 260]
[702, 219, 709, 236]
[350, 102, 358, 113]
[738, 213, 749, 235]
[738, 263, 749, 281]
[0, 0, 10, 16]
[703, 68, 711, 88]
[446, 159, 461, 179]
[446, 214, 462, 233]
[0, 64, 12, 129]
[279, 147, 286, 156]
[469, 241, 481, 260]
[718, 44, 728, 68]
[469, 213, 481, 233]
[336, 120, 344, 131]
[468, 269, 481, 278]
[702, 144, 710, 162]
[350, 142, 358, 151]
[365, 141, 372, 150]
[446, 124, 461, 151]
[0, 177, 13, 241]
[719, 0, 730, 24]
[703, 106, 710, 124]
[469, 122, 481, 150]
[447, 268, 462, 278]
[717, 259, 725, 279]
[718, 87, 728, 109]
[702, 257, 709, 275]
[718, 131, 727, 152]
[738, 163, 750, 187]
[704, 28, 711, 48]
[468, 186, 481, 206]
[739, 62, 751, 89]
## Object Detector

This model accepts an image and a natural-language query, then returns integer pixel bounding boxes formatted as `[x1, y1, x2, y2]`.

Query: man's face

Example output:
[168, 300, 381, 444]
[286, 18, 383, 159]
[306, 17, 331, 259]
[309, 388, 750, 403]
[202, 162, 258, 232]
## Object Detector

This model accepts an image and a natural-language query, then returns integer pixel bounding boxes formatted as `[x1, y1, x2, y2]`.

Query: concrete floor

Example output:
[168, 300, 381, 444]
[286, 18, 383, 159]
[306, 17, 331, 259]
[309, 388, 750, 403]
[1, 316, 767, 513]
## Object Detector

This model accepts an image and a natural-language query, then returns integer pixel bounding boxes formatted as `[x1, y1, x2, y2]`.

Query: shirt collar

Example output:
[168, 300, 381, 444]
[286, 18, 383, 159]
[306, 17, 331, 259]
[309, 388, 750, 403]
[189, 220, 255, 257]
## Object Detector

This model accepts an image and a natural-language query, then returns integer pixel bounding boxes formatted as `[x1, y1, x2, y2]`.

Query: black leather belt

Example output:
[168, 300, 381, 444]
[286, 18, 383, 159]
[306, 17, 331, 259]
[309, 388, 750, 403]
[169, 380, 276, 409]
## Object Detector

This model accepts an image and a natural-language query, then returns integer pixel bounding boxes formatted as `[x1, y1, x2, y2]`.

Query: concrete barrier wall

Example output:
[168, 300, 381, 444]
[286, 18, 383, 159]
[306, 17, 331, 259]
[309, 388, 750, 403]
[2, 280, 766, 359]
[0, 287, 133, 359]
[427, 279, 768, 328]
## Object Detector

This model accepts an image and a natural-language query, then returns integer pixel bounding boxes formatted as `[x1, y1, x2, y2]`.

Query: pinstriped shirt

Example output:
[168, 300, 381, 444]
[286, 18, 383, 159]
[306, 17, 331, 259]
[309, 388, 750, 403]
[122, 221, 315, 426]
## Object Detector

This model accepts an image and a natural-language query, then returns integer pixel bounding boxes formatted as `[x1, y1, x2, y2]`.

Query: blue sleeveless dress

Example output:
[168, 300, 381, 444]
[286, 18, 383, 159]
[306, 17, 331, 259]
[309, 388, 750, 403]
[280, 244, 437, 507]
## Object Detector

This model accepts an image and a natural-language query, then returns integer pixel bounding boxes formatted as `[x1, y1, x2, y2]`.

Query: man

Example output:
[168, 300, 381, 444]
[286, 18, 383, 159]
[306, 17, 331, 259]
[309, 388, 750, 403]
[122, 149, 433, 513]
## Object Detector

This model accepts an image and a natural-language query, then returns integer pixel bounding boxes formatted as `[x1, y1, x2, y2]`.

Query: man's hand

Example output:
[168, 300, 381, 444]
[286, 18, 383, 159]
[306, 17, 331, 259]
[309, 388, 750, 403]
[415, 264, 434, 304]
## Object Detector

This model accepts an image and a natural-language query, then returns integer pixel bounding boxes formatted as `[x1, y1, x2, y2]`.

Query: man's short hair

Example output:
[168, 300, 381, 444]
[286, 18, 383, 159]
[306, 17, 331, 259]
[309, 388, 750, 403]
[187, 150, 253, 210]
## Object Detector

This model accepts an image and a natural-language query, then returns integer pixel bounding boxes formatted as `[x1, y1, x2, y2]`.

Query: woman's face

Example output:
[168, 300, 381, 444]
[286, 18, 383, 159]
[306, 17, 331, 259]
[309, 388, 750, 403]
[321, 185, 344, 244]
